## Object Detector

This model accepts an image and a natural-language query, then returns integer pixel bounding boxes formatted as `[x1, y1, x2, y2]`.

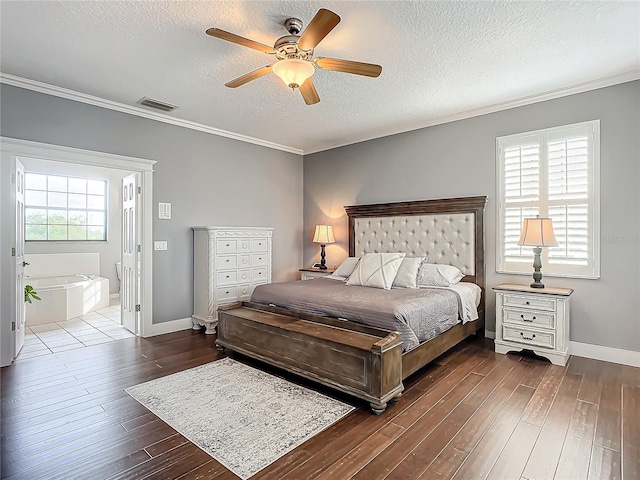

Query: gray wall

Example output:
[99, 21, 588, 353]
[304, 80, 640, 353]
[20, 158, 130, 294]
[1, 84, 304, 324]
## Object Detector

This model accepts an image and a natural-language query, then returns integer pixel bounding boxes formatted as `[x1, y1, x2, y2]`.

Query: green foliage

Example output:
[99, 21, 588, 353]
[24, 285, 41, 303]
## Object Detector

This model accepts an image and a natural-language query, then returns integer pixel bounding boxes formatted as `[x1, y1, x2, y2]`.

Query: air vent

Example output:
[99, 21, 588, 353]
[137, 97, 178, 112]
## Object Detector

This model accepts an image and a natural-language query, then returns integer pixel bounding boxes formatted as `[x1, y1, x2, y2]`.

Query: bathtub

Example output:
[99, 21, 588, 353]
[25, 275, 110, 326]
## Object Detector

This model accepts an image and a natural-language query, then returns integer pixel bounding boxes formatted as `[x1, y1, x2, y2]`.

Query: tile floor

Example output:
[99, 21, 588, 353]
[18, 299, 135, 361]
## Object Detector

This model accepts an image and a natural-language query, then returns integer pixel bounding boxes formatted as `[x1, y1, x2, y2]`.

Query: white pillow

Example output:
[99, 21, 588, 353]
[392, 257, 424, 289]
[346, 253, 405, 290]
[331, 257, 360, 278]
[418, 263, 464, 287]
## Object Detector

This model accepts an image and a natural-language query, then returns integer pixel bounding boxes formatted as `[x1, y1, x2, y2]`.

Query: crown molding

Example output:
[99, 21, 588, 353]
[0, 73, 303, 156]
[303, 70, 640, 154]
[2, 70, 638, 156]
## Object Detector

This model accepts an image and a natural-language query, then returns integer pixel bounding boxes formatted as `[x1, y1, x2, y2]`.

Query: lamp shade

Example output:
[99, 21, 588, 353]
[312, 224, 335, 244]
[518, 217, 558, 247]
[272, 59, 315, 89]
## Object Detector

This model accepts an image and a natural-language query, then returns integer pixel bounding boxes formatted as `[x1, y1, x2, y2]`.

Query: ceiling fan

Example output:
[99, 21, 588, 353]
[206, 8, 382, 105]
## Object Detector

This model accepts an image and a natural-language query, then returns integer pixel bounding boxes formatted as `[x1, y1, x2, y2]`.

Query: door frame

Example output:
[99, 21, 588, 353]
[0, 137, 156, 366]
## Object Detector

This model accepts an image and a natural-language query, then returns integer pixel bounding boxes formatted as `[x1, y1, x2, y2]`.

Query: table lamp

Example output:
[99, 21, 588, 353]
[518, 216, 558, 288]
[312, 224, 335, 269]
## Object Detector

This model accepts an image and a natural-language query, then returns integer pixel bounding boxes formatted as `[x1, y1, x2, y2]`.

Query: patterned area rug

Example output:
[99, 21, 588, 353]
[125, 357, 354, 479]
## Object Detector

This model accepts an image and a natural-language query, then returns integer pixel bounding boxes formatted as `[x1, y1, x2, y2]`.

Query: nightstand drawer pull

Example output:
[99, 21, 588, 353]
[521, 314, 536, 322]
[521, 333, 536, 341]
[526, 301, 530, 305]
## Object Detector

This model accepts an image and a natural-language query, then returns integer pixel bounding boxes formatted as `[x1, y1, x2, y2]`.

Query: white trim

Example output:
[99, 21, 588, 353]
[303, 70, 640, 154]
[570, 341, 640, 368]
[2, 70, 637, 156]
[0, 138, 155, 358]
[485, 330, 496, 340]
[109, 293, 120, 299]
[142, 317, 194, 337]
[0, 73, 303, 156]
[1, 137, 156, 171]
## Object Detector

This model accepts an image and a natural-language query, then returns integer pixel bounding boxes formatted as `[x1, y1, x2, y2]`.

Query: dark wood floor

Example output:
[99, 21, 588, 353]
[1, 329, 638, 479]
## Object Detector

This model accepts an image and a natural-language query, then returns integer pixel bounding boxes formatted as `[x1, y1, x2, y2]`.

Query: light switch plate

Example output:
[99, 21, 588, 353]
[154, 241, 168, 251]
[158, 202, 171, 219]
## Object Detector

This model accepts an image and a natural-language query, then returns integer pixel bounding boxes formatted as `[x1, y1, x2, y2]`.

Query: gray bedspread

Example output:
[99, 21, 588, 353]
[250, 278, 461, 351]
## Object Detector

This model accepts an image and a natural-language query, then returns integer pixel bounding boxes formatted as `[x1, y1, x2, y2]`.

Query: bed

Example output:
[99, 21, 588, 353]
[216, 196, 487, 413]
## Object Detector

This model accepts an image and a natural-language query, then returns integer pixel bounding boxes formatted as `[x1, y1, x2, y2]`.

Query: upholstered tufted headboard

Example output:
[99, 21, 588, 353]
[345, 196, 488, 307]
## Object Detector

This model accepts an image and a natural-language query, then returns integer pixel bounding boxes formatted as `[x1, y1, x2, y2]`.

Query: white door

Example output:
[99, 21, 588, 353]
[121, 173, 140, 334]
[14, 159, 26, 359]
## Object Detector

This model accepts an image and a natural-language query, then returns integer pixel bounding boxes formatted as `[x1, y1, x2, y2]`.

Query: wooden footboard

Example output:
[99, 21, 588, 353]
[217, 302, 404, 414]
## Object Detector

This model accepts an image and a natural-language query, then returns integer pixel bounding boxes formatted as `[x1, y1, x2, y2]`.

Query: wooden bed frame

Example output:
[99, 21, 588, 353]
[216, 196, 487, 413]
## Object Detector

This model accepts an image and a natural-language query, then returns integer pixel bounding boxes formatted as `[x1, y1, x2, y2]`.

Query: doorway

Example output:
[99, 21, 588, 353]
[1, 137, 156, 367]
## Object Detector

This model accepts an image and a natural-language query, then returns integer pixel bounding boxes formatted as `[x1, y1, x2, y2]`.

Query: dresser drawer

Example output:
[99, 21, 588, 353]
[252, 267, 268, 281]
[218, 255, 237, 269]
[251, 238, 268, 252]
[238, 269, 251, 283]
[252, 253, 268, 266]
[504, 308, 555, 330]
[217, 270, 237, 286]
[217, 286, 238, 301]
[238, 283, 252, 299]
[502, 326, 555, 349]
[503, 294, 556, 312]
[217, 239, 237, 253]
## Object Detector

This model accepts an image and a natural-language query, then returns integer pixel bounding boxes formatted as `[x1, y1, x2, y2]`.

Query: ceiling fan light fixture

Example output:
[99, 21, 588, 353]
[272, 58, 315, 89]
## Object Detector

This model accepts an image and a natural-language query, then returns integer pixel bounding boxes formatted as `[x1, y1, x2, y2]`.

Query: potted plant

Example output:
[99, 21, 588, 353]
[24, 284, 41, 303]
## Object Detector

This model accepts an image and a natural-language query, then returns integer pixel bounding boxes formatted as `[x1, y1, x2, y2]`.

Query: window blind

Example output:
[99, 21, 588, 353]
[496, 120, 599, 279]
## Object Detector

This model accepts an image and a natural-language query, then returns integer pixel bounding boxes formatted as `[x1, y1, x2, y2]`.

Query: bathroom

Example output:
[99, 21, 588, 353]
[19, 156, 135, 359]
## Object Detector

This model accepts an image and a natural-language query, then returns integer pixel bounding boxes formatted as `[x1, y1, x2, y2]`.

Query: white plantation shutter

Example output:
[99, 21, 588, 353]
[497, 121, 600, 278]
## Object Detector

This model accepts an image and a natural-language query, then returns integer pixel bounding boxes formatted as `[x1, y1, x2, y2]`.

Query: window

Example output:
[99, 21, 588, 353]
[496, 120, 600, 278]
[24, 173, 107, 241]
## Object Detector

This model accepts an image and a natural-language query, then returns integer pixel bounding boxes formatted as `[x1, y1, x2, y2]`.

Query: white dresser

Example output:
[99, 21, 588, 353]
[192, 226, 273, 334]
[493, 284, 573, 366]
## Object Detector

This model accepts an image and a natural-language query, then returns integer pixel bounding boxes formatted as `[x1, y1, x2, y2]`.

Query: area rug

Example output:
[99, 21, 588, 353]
[124, 357, 354, 479]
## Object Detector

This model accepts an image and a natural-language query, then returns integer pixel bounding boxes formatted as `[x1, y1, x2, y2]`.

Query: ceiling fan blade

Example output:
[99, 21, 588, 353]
[299, 78, 320, 105]
[225, 65, 273, 88]
[315, 57, 382, 77]
[297, 9, 340, 51]
[206, 28, 276, 54]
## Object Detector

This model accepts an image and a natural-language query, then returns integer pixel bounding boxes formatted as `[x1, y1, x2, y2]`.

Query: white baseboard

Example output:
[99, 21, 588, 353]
[109, 293, 120, 299]
[483, 330, 639, 367]
[142, 317, 194, 337]
[569, 341, 640, 368]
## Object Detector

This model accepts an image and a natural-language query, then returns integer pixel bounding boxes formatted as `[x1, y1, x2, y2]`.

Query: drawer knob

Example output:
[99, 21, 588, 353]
[226, 291, 230, 294]
[226, 243, 230, 247]
[520, 333, 536, 341]
[226, 275, 229, 278]
[258, 272, 262, 275]
[525, 301, 530, 305]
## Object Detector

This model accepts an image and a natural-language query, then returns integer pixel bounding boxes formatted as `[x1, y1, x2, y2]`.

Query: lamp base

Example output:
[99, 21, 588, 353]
[530, 246, 544, 288]
[319, 244, 328, 269]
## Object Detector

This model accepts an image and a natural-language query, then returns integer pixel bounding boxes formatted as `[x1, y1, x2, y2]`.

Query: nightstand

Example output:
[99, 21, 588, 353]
[299, 267, 335, 280]
[493, 284, 573, 366]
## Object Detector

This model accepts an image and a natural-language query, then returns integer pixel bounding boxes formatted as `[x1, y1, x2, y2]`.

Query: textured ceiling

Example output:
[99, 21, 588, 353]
[1, 1, 638, 154]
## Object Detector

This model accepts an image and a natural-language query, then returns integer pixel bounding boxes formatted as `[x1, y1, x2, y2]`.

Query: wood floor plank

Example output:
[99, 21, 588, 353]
[621, 385, 640, 480]
[313, 422, 404, 480]
[450, 384, 536, 480]
[520, 372, 582, 480]
[2, 331, 637, 480]
[420, 361, 536, 479]
[520, 364, 566, 427]
[486, 421, 540, 480]
[588, 445, 621, 480]
[594, 377, 622, 451]
[554, 399, 598, 480]
[351, 373, 484, 480]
